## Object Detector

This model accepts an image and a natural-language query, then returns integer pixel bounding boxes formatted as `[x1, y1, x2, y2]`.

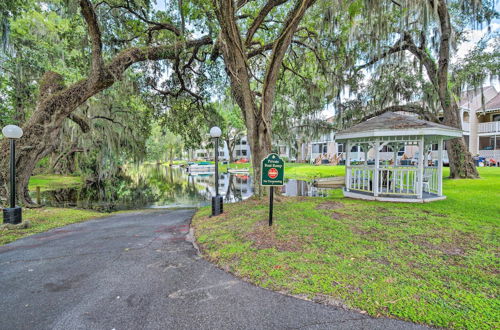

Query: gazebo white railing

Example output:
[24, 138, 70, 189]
[337, 112, 463, 203]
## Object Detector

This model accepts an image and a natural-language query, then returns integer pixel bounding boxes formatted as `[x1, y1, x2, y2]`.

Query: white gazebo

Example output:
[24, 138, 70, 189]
[336, 112, 462, 203]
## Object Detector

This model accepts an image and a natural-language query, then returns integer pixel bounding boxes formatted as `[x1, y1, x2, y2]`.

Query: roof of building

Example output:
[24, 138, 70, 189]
[459, 86, 499, 112]
[483, 92, 500, 111]
[336, 112, 462, 141]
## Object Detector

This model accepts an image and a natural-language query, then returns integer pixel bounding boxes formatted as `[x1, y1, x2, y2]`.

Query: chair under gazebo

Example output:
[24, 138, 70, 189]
[335, 112, 462, 202]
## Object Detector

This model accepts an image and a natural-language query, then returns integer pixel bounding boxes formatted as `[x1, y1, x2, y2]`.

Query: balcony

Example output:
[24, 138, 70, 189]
[478, 121, 500, 134]
[462, 121, 500, 134]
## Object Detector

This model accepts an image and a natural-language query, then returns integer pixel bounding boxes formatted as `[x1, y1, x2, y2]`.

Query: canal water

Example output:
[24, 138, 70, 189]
[31, 164, 335, 212]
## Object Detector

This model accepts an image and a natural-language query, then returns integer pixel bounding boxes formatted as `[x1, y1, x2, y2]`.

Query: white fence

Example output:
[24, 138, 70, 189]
[347, 165, 439, 196]
[423, 167, 439, 195]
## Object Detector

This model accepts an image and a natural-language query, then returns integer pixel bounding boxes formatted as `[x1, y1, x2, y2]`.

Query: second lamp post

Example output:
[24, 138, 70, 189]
[210, 126, 223, 216]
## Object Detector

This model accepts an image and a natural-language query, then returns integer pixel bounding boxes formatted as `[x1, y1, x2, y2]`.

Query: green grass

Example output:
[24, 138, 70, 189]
[29, 174, 83, 192]
[217, 162, 344, 180]
[192, 167, 500, 329]
[0, 207, 108, 245]
[284, 163, 345, 180]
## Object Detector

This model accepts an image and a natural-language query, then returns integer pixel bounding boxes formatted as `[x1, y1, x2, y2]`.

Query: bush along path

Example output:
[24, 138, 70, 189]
[192, 168, 500, 329]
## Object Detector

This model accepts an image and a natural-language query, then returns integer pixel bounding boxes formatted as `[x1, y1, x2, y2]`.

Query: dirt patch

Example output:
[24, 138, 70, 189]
[422, 210, 448, 217]
[316, 201, 344, 210]
[350, 226, 380, 236]
[245, 221, 304, 252]
[411, 231, 478, 257]
[331, 212, 344, 220]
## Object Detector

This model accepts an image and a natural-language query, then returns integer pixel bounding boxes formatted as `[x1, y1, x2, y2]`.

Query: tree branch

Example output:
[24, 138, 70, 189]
[68, 113, 91, 133]
[80, 0, 105, 77]
[245, 0, 288, 46]
[260, 0, 316, 121]
[91, 115, 125, 127]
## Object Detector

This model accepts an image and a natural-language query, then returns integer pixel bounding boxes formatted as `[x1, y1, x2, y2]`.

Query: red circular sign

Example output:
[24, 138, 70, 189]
[268, 168, 279, 179]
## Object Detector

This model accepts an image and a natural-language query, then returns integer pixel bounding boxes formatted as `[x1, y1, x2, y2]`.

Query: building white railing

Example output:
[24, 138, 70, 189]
[478, 122, 500, 134]
[478, 150, 500, 160]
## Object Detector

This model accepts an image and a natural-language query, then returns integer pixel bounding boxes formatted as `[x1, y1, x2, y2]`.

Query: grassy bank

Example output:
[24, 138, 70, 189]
[0, 207, 108, 245]
[29, 174, 83, 192]
[192, 167, 500, 329]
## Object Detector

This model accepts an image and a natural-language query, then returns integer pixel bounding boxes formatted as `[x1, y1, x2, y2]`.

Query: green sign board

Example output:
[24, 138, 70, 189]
[261, 153, 284, 186]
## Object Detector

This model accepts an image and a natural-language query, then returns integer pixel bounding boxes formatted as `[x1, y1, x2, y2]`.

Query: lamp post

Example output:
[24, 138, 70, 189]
[2, 125, 23, 224]
[210, 126, 223, 216]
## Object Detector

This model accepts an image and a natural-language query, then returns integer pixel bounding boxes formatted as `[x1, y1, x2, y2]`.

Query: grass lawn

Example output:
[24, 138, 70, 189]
[29, 174, 83, 192]
[0, 207, 108, 245]
[192, 167, 500, 329]
[284, 163, 345, 180]
[217, 162, 344, 180]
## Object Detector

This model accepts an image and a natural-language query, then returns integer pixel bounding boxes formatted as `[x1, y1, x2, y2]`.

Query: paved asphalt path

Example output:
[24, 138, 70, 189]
[0, 209, 425, 330]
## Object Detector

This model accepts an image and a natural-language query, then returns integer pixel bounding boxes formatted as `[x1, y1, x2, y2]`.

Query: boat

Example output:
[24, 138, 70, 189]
[187, 162, 215, 173]
[227, 168, 250, 174]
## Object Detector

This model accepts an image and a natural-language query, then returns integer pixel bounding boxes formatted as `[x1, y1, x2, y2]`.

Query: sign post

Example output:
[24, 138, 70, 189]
[261, 154, 285, 226]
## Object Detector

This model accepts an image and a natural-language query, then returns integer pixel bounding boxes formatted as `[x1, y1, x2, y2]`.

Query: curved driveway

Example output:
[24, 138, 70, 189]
[0, 209, 425, 329]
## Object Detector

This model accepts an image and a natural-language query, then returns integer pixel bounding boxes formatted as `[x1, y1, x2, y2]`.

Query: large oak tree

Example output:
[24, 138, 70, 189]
[0, 0, 212, 205]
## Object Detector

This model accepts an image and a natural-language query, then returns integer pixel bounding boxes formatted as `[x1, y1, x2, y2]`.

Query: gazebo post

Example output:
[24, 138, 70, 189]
[363, 145, 368, 166]
[424, 144, 429, 167]
[373, 140, 380, 196]
[392, 144, 398, 166]
[417, 137, 425, 198]
[345, 141, 351, 192]
[437, 137, 444, 196]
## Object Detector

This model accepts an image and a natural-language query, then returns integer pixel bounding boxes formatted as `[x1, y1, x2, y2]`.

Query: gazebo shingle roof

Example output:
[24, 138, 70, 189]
[339, 112, 458, 133]
[336, 112, 462, 140]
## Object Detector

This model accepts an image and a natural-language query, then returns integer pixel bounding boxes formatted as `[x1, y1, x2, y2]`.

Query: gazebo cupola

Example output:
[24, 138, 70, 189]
[336, 112, 462, 203]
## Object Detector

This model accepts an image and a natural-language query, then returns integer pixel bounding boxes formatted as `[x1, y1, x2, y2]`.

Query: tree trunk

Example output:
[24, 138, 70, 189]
[225, 138, 235, 163]
[247, 116, 272, 197]
[441, 103, 478, 178]
[435, 0, 478, 179]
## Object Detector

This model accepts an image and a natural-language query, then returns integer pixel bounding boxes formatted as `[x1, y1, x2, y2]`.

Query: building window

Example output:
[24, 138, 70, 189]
[236, 150, 241, 156]
[431, 143, 447, 150]
[242, 150, 247, 156]
[493, 114, 500, 121]
[241, 140, 247, 145]
[313, 143, 327, 154]
[337, 143, 345, 153]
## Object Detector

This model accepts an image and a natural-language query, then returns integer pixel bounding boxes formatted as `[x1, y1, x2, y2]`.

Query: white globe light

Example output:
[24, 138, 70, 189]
[2, 125, 23, 139]
[210, 126, 222, 138]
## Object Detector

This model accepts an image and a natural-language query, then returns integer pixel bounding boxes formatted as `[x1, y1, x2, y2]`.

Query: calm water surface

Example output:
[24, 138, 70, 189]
[31, 164, 335, 211]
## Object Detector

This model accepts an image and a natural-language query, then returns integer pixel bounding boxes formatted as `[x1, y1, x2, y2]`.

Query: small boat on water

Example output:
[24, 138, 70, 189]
[187, 161, 215, 173]
[227, 168, 250, 174]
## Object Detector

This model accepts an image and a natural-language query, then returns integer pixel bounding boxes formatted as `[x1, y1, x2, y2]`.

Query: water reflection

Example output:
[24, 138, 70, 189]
[281, 179, 332, 197]
[31, 164, 335, 211]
